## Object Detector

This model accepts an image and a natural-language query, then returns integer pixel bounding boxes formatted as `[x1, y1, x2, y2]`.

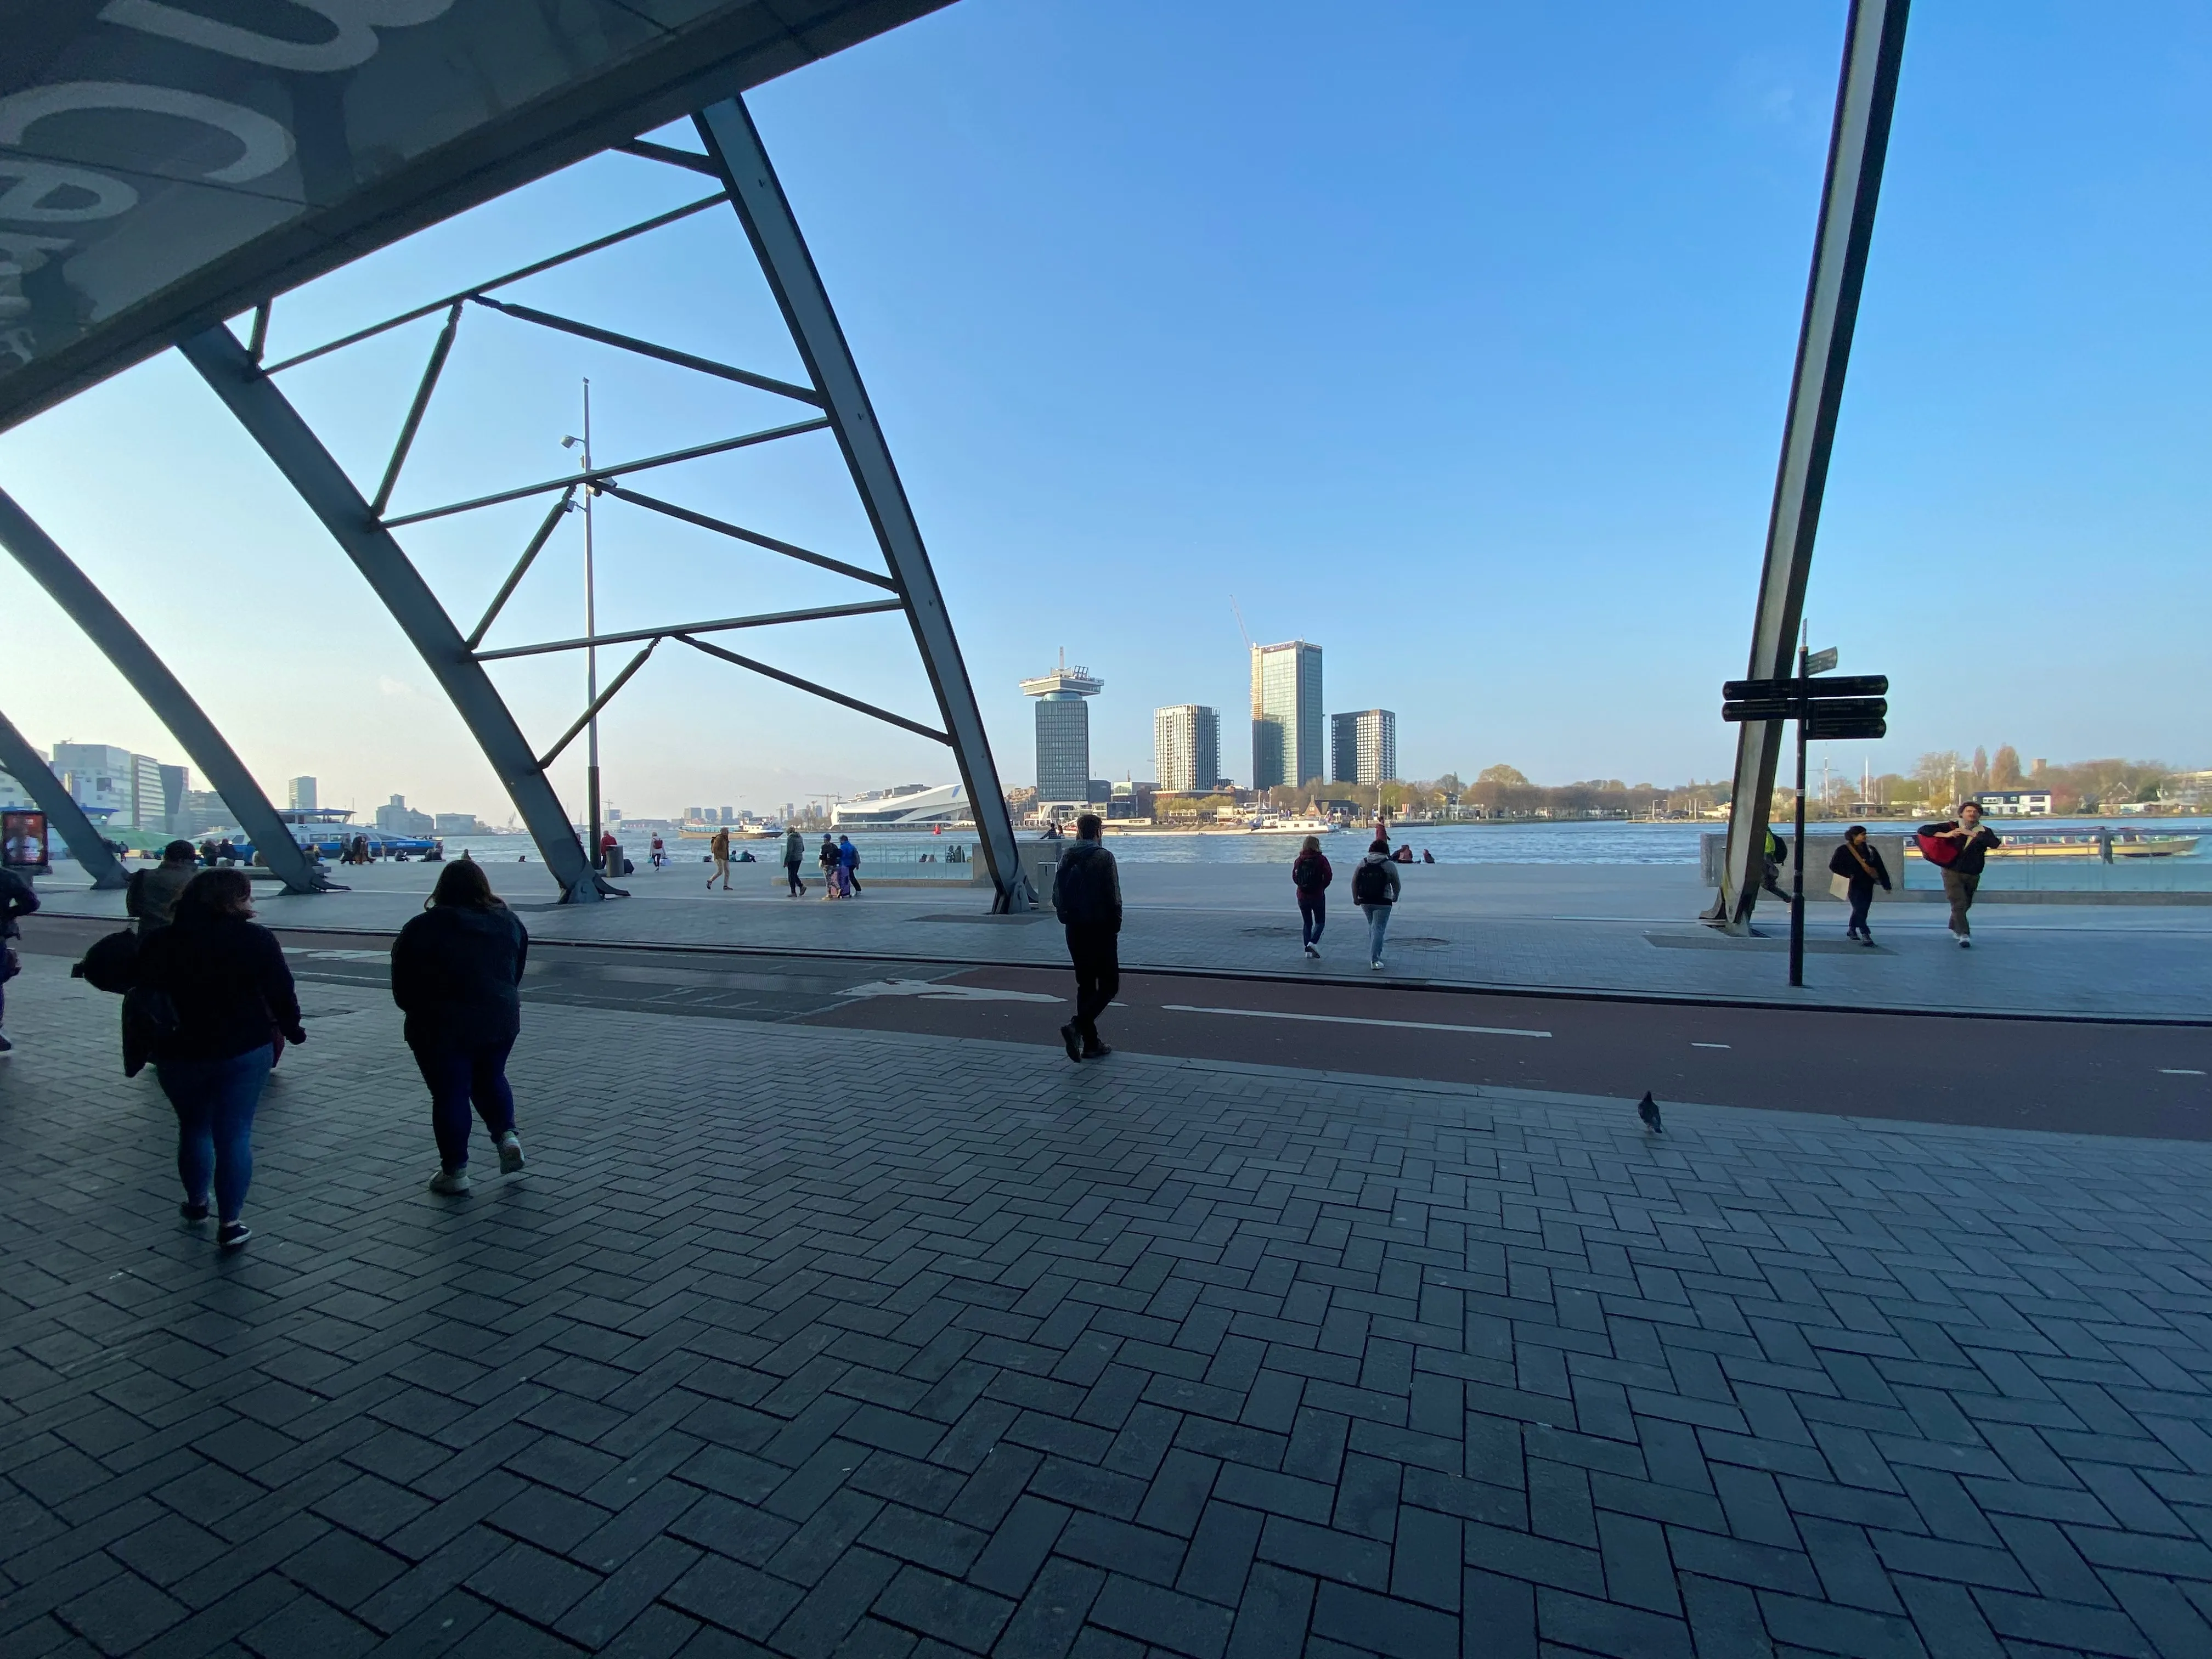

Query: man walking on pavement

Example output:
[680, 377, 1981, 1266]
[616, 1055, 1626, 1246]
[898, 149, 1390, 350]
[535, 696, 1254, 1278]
[1052, 813, 1120, 1062]
[782, 826, 806, 897]
[708, 825, 731, 890]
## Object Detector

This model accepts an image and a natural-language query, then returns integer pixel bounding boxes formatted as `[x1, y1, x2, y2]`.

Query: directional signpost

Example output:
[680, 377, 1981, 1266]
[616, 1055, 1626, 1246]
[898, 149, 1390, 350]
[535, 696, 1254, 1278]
[1721, 650, 1889, 987]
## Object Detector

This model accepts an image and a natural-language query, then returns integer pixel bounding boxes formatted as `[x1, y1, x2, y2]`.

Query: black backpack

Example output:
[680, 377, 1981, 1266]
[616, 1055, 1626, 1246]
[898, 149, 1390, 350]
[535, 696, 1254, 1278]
[73, 927, 139, 993]
[1351, 860, 1391, 904]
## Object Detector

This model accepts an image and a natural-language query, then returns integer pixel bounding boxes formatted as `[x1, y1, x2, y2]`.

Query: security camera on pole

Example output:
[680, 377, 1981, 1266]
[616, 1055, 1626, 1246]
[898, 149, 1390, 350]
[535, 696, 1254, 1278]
[1721, 645, 1887, 988]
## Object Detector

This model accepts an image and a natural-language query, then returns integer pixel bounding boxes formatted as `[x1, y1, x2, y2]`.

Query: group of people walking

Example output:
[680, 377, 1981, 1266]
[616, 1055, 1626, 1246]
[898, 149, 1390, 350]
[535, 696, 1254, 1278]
[57, 842, 531, 1249]
[817, 833, 862, 898]
[1288, 833, 1403, 969]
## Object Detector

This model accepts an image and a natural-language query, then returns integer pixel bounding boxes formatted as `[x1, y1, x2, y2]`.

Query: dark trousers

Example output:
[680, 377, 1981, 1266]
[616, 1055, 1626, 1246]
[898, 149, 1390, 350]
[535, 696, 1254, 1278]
[1065, 925, 1119, 1043]
[1298, 891, 1326, 946]
[157, 1043, 272, 1223]
[413, 1037, 517, 1170]
[1942, 868, 1980, 936]
[1847, 880, 1875, 935]
[785, 861, 805, 895]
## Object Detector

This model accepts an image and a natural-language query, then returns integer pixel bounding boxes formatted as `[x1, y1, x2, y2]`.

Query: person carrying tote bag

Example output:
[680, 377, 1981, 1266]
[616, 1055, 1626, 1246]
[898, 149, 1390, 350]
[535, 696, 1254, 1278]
[1826, 826, 1891, 946]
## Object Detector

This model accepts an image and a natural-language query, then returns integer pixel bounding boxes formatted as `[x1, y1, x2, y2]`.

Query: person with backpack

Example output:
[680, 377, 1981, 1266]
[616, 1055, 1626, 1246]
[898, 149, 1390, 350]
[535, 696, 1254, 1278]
[1052, 814, 1121, 1060]
[838, 834, 862, 896]
[1291, 835, 1332, 959]
[134, 868, 303, 1247]
[126, 840, 200, 934]
[1827, 825, 1891, 946]
[1351, 837, 1402, 970]
[783, 826, 807, 896]
[819, 833, 842, 897]
[1919, 802, 2002, 947]
[391, 859, 529, 1195]
[0, 861, 37, 1054]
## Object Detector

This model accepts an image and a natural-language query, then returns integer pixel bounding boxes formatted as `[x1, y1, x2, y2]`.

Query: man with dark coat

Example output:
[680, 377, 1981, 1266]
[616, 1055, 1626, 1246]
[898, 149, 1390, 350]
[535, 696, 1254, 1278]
[127, 841, 201, 934]
[1052, 814, 1121, 1061]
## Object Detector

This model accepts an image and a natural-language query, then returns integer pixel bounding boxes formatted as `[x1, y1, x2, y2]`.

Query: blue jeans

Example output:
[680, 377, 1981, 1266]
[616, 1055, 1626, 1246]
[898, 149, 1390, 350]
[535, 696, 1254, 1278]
[157, 1044, 272, 1223]
[1299, 891, 1326, 946]
[1361, 903, 1392, 963]
[413, 1039, 517, 1170]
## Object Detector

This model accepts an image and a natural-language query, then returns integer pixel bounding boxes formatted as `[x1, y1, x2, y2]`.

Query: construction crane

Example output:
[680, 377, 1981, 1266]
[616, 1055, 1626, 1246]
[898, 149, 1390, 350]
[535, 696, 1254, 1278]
[1230, 595, 1253, 650]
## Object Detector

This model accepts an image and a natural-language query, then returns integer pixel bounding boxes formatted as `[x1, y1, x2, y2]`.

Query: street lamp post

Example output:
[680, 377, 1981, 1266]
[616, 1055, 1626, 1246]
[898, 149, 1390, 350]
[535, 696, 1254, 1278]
[562, 381, 599, 869]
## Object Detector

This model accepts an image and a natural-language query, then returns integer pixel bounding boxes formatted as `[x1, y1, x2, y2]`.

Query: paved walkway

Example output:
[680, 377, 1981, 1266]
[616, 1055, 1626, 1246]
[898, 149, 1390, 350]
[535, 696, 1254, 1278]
[6, 955, 2212, 1656]
[29, 862, 2212, 1019]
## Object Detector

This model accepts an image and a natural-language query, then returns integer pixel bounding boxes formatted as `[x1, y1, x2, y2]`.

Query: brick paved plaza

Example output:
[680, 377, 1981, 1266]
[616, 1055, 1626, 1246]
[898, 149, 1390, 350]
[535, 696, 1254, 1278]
[5, 952, 2212, 1657]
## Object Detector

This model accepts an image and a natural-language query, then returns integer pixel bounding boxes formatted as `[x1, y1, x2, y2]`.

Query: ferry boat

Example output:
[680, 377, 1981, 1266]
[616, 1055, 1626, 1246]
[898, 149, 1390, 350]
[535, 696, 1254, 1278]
[1947, 828, 2199, 859]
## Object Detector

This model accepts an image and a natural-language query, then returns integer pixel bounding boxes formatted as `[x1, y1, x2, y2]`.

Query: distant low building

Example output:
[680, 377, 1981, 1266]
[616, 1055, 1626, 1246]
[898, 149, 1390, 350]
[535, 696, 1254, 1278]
[831, 782, 973, 828]
[1974, 788, 2052, 817]
[433, 812, 483, 836]
[375, 794, 436, 835]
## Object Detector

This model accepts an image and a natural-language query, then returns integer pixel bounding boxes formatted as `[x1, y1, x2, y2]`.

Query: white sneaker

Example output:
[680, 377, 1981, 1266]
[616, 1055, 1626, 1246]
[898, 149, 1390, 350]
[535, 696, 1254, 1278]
[1959, 936, 1972, 949]
[497, 1132, 524, 1174]
[428, 1167, 472, 1195]
[1371, 960, 1384, 971]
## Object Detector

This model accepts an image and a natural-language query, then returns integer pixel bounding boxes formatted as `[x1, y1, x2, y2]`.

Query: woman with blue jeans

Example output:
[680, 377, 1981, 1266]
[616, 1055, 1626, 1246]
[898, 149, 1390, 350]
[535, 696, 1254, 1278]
[392, 859, 529, 1194]
[136, 868, 303, 1249]
[1291, 836, 1332, 959]
[1351, 838, 1402, 970]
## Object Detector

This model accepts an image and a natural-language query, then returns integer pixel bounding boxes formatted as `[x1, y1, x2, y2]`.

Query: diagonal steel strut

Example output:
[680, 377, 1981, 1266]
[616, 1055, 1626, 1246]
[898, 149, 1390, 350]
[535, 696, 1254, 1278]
[1709, 0, 1911, 932]
[0, 488, 328, 894]
[695, 96, 1030, 912]
[0, 707, 128, 888]
[181, 325, 605, 902]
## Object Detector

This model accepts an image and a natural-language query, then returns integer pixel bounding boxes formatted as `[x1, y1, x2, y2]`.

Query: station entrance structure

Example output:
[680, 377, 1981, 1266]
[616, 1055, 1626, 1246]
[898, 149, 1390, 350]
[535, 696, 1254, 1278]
[0, 0, 1030, 907]
[3, 0, 1915, 918]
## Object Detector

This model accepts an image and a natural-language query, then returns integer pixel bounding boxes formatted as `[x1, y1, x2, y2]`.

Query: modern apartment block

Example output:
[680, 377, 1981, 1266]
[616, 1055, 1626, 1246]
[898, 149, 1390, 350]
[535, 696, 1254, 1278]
[1250, 640, 1323, 791]
[287, 776, 317, 811]
[1153, 704, 1221, 794]
[1020, 658, 1104, 804]
[50, 742, 183, 831]
[1331, 709, 1398, 787]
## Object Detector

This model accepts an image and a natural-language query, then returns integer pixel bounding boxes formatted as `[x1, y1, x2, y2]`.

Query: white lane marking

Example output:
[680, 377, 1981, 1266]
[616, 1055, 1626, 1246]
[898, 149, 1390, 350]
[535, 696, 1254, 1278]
[840, 978, 1063, 1004]
[2160, 1068, 2205, 1076]
[283, 948, 386, 962]
[1692, 1042, 1730, 1049]
[1160, 1005, 1548, 1039]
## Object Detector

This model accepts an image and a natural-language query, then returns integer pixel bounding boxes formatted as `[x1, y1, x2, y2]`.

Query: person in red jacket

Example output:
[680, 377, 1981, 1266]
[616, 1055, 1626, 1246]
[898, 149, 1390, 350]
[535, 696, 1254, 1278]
[1291, 836, 1333, 959]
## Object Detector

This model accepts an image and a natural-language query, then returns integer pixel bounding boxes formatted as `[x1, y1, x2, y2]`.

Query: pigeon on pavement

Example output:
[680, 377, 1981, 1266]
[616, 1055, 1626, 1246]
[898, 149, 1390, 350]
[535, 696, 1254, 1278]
[1637, 1092, 1663, 1133]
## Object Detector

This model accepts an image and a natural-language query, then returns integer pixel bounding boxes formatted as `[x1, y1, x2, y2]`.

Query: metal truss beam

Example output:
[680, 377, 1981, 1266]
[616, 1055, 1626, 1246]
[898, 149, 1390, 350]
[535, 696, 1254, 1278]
[674, 634, 949, 744]
[259, 194, 732, 376]
[0, 709, 127, 888]
[379, 419, 830, 528]
[594, 483, 895, 589]
[473, 599, 906, 662]
[1710, 0, 1910, 931]
[695, 96, 1030, 911]
[469, 297, 822, 405]
[0, 488, 325, 895]
[179, 325, 604, 902]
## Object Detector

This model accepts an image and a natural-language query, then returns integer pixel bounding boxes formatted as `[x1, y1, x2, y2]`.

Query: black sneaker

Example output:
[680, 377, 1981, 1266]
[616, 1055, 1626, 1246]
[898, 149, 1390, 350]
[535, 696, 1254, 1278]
[0, 1034, 12, 1053]
[217, 1222, 251, 1249]
[1082, 1042, 1113, 1060]
[1059, 1023, 1084, 1063]
[180, 1200, 210, 1222]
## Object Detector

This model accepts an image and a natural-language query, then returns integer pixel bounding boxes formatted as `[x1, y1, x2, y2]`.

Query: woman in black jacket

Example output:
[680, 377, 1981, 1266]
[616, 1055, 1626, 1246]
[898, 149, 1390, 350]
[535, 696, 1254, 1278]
[1291, 836, 1332, 959]
[135, 868, 304, 1248]
[1827, 825, 1891, 946]
[392, 860, 529, 1194]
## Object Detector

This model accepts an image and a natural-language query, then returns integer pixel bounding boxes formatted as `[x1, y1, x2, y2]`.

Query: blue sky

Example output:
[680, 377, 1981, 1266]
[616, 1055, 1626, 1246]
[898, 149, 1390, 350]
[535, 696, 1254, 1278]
[2, 1, 2206, 821]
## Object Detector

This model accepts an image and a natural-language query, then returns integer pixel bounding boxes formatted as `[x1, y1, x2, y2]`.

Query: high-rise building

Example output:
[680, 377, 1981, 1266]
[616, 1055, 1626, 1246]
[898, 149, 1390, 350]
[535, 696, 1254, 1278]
[50, 743, 133, 823]
[1250, 641, 1323, 791]
[1020, 657, 1104, 804]
[1331, 709, 1398, 787]
[1153, 705, 1220, 794]
[288, 776, 317, 812]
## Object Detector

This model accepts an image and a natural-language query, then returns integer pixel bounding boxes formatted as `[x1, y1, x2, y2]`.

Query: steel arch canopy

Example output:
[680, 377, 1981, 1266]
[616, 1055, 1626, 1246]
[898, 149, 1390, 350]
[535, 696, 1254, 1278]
[0, 0, 956, 433]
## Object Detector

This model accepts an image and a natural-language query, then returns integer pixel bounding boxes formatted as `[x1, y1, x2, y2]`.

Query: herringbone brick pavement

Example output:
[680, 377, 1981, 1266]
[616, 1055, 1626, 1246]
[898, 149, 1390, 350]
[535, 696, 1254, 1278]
[2, 955, 2210, 1657]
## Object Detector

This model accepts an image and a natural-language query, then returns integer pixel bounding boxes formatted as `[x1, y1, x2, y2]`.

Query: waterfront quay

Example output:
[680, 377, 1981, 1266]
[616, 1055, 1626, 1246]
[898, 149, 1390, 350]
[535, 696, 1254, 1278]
[5, 856, 2211, 1659]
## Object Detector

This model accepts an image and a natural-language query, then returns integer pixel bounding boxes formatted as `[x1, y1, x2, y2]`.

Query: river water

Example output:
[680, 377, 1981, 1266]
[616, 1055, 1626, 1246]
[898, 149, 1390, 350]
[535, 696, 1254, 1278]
[438, 816, 2212, 874]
